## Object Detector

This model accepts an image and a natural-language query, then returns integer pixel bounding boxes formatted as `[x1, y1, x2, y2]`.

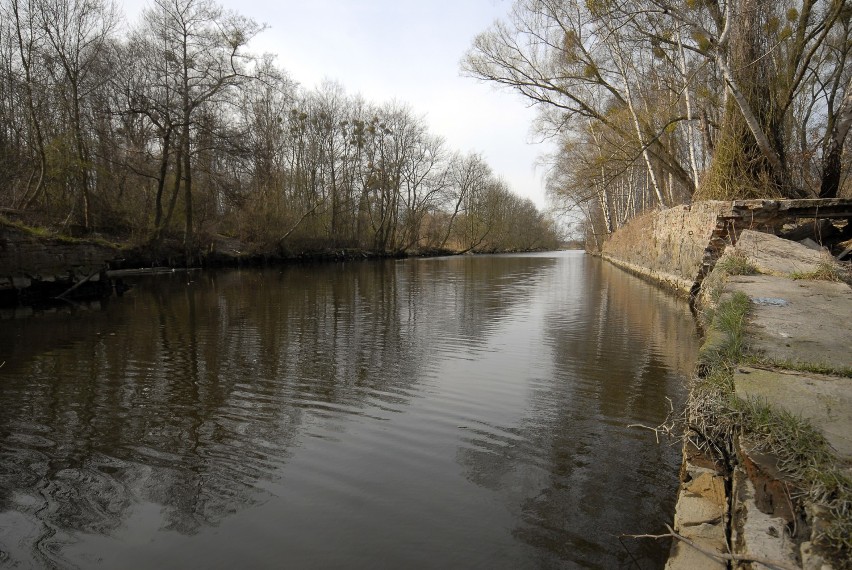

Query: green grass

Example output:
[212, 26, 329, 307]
[716, 250, 759, 276]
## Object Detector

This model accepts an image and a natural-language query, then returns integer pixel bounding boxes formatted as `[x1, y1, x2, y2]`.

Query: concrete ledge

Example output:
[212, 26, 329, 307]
[601, 254, 694, 295]
[667, 449, 729, 570]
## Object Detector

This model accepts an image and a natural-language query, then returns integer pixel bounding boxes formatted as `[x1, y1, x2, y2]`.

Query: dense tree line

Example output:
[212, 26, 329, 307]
[464, 0, 852, 247]
[0, 0, 559, 255]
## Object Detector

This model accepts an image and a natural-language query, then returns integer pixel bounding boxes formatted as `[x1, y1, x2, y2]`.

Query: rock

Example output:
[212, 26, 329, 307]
[674, 494, 725, 528]
[799, 237, 824, 252]
[731, 468, 799, 570]
[801, 541, 834, 570]
[665, 537, 727, 570]
[685, 472, 726, 506]
[679, 521, 727, 544]
[734, 230, 831, 276]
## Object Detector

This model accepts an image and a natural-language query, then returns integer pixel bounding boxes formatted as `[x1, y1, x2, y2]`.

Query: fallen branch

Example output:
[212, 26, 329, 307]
[279, 200, 325, 243]
[628, 397, 677, 444]
[55, 269, 102, 300]
[622, 524, 798, 570]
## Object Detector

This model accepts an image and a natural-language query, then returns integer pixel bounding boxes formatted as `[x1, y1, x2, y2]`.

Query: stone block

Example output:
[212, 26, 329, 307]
[685, 472, 726, 506]
[674, 494, 724, 527]
[731, 468, 799, 570]
[665, 538, 727, 570]
[679, 521, 727, 545]
[734, 230, 830, 276]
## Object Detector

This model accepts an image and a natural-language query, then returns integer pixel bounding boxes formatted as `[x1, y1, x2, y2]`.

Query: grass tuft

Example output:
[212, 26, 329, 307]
[716, 250, 759, 276]
[790, 260, 844, 282]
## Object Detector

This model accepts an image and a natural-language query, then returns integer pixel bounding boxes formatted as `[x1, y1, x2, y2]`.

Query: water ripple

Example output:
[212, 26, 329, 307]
[0, 253, 698, 569]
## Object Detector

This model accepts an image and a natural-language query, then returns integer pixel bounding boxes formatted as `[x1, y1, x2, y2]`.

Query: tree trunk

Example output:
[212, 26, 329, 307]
[708, 0, 804, 199]
[820, 78, 852, 198]
[154, 126, 172, 228]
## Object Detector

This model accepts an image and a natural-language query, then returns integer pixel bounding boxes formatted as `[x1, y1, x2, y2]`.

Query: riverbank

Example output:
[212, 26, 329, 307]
[668, 241, 851, 569]
[601, 200, 852, 568]
[0, 218, 464, 307]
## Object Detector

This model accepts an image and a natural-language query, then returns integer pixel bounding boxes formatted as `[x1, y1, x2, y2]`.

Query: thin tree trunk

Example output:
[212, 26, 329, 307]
[613, 50, 667, 208]
[12, 0, 47, 210]
[154, 126, 172, 228]
[678, 31, 701, 193]
[159, 134, 184, 239]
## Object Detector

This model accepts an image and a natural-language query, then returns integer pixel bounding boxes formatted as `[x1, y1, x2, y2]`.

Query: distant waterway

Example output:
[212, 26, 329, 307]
[0, 252, 699, 569]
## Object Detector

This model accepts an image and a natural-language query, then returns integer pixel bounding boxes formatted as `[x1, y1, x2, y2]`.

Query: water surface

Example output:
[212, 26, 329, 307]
[0, 252, 698, 568]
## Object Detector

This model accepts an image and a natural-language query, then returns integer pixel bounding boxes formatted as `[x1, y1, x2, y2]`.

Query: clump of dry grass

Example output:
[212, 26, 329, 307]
[790, 259, 844, 282]
[694, 127, 786, 201]
[716, 249, 759, 276]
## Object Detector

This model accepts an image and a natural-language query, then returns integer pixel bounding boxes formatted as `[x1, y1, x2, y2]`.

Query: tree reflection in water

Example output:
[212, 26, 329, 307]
[0, 254, 697, 568]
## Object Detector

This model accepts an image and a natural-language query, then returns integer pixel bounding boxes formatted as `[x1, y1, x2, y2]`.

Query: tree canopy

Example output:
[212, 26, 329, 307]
[463, 0, 852, 243]
[0, 0, 560, 255]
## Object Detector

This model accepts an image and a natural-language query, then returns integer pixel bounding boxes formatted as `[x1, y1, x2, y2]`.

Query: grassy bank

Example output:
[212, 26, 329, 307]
[690, 290, 852, 567]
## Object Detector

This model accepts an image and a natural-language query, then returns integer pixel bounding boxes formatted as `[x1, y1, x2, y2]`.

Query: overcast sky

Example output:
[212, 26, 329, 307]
[123, 0, 552, 209]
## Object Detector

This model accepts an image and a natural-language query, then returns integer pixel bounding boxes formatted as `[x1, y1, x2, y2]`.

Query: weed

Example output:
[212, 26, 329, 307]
[0, 216, 120, 249]
[716, 250, 759, 276]
[790, 261, 844, 282]
[742, 355, 852, 378]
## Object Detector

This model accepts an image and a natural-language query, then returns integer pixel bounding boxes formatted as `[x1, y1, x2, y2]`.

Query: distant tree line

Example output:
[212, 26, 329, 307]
[464, 0, 852, 248]
[0, 0, 560, 255]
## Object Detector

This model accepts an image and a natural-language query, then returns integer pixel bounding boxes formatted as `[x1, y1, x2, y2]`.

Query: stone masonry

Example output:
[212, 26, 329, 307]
[0, 223, 118, 303]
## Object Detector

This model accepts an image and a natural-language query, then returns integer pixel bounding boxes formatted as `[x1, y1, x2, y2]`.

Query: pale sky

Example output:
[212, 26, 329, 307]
[122, 0, 551, 209]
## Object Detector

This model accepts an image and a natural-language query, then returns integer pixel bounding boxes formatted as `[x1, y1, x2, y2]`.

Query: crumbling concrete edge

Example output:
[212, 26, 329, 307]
[665, 445, 729, 570]
[600, 253, 694, 297]
[602, 200, 852, 569]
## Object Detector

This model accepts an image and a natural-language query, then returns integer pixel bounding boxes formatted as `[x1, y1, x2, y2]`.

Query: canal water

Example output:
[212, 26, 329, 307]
[0, 252, 698, 569]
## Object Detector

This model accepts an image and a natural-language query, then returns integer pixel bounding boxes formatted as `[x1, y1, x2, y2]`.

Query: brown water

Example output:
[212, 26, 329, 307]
[0, 252, 698, 569]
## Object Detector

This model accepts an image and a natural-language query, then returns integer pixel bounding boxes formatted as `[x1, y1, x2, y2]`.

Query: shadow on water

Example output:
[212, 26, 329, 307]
[0, 253, 697, 569]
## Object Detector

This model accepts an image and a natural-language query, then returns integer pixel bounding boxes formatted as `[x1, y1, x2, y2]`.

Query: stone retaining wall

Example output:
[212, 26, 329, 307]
[601, 202, 730, 295]
[601, 198, 852, 297]
[601, 199, 852, 569]
[0, 224, 118, 304]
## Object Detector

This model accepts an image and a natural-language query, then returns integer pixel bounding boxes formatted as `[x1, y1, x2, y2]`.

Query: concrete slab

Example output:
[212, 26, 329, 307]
[724, 274, 852, 370]
[734, 366, 852, 460]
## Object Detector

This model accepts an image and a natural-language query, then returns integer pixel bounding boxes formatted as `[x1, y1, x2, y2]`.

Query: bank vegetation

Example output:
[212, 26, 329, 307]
[0, 0, 560, 260]
[464, 0, 852, 248]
